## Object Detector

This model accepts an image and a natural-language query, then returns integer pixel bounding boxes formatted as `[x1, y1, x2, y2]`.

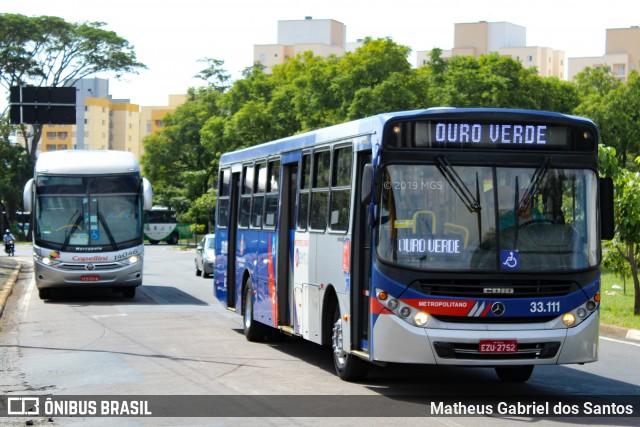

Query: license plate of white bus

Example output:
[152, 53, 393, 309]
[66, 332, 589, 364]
[479, 340, 518, 353]
[81, 275, 100, 282]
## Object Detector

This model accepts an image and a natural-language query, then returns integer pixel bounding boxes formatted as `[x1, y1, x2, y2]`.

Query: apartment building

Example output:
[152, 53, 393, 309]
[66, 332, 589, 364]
[32, 78, 186, 161]
[138, 94, 187, 157]
[416, 21, 565, 79]
[254, 17, 349, 73]
[568, 27, 640, 81]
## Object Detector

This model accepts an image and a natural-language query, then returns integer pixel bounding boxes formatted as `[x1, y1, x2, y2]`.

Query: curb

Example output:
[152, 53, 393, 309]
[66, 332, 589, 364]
[0, 261, 22, 318]
[600, 323, 640, 341]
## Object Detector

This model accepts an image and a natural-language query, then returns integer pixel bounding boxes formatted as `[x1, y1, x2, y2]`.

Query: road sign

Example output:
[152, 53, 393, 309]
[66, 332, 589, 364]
[9, 86, 76, 125]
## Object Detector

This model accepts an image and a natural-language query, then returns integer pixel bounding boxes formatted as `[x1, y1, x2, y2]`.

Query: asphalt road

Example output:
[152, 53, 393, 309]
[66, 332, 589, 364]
[1, 244, 639, 426]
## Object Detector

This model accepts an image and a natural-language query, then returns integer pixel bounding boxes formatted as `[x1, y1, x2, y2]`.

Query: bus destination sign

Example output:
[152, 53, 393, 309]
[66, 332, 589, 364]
[431, 122, 565, 146]
[386, 120, 580, 150]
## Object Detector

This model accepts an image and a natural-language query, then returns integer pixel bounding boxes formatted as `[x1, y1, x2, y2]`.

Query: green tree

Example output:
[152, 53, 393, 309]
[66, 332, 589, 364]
[141, 87, 223, 227]
[0, 13, 146, 159]
[0, 117, 31, 231]
[609, 164, 640, 315]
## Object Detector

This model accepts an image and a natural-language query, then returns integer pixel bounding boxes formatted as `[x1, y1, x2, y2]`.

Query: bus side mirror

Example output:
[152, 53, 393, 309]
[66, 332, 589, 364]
[143, 178, 153, 211]
[23, 178, 34, 213]
[361, 163, 381, 206]
[361, 164, 373, 205]
[600, 177, 614, 240]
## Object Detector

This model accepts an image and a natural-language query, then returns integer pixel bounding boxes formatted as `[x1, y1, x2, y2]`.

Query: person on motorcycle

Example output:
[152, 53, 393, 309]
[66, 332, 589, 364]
[4, 229, 15, 256]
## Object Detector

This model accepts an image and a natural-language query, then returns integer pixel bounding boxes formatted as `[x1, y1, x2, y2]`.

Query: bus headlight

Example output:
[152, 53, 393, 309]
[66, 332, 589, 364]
[128, 255, 140, 264]
[375, 288, 431, 328]
[35, 254, 60, 266]
[414, 311, 429, 326]
[562, 313, 576, 326]
[560, 293, 599, 328]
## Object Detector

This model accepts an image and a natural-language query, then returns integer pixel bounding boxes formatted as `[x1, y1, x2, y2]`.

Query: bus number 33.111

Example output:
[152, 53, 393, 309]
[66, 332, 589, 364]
[530, 301, 561, 313]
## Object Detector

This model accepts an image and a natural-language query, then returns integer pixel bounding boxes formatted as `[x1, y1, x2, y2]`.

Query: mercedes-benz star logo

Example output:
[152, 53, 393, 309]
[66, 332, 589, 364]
[86, 263, 95, 271]
[491, 302, 506, 316]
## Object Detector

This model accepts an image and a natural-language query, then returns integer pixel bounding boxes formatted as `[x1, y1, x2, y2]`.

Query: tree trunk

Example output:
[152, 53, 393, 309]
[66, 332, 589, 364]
[629, 241, 640, 316]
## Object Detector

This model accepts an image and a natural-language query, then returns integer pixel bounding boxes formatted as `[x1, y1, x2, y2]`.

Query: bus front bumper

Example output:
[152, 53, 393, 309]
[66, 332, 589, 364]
[370, 312, 599, 366]
[34, 260, 143, 289]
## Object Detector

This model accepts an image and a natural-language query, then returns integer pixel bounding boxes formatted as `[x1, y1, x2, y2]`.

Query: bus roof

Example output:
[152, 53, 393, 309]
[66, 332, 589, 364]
[35, 150, 141, 175]
[219, 108, 595, 165]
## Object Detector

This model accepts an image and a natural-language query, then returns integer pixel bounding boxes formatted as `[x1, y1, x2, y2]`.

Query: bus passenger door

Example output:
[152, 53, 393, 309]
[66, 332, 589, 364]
[276, 163, 297, 328]
[352, 152, 372, 352]
[226, 172, 240, 309]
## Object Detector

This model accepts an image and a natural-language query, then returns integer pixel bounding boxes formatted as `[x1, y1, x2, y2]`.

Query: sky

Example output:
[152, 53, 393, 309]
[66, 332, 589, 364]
[2, 0, 639, 107]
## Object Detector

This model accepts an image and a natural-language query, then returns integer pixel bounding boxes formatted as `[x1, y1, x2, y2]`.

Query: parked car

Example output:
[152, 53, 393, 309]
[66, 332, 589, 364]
[195, 234, 215, 278]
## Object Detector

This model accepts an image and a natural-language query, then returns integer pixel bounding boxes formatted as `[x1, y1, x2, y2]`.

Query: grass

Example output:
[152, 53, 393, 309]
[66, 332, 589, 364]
[600, 270, 640, 330]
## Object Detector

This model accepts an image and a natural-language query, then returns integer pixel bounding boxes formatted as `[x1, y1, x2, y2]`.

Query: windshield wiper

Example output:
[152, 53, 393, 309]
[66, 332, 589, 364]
[61, 210, 82, 251]
[517, 157, 550, 213]
[97, 211, 118, 251]
[436, 156, 481, 213]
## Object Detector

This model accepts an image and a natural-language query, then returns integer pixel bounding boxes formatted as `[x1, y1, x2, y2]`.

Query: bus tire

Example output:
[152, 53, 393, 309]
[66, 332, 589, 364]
[168, 232, 179, 245]
[122, 287, 136, 299]
[38, 288, 51, 300]
[149, 240, 159, 245]
[243, 277, 268, 342]
[495, 365, 534, 383]
[331, 305, 368, 381]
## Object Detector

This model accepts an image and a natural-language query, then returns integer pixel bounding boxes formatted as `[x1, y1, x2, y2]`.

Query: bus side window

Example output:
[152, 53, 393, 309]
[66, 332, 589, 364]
[264, 160, 280, 228]
[251, 162, 266, 228]
[297, 154, 310, 230]
[310, 150, 330, 231]
[239, 165, 253, 228]
[217, 169, 230, 228]
[329, 146, 352, 232]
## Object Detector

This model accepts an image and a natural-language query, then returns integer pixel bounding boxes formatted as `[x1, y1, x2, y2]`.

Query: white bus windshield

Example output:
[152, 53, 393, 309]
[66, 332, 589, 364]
[34, 175, 143, 249]
[376, 163, 598, 271]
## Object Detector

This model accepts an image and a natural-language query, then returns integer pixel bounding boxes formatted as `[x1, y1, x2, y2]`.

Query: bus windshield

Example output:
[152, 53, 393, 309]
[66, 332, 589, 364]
[34, 175, 143, 249]
[376, 163, 598, 271]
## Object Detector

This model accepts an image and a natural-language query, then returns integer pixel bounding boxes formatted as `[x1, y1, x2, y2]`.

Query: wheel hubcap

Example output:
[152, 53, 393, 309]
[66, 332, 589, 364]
[332, 318, 347, 367]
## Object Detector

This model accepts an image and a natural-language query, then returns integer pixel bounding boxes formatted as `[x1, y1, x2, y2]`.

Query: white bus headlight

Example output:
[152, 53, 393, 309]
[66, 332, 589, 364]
[414, 311, 429, 326]
[562, 313, 576, 327]
[128, 255, 140, 264]
[375, 288, 431, 328]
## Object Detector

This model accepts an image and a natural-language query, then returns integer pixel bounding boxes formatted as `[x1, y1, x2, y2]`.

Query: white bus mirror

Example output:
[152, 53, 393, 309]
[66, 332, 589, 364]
[142, 178, 153, 211]
[23, 178, 34, 212]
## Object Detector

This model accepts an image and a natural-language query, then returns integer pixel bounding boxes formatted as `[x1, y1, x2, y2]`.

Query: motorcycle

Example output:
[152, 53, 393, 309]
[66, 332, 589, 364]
[5, 239, 15, 256]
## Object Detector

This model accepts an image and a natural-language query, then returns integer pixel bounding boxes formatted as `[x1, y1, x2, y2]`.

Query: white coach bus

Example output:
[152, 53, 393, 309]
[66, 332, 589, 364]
[23, 150, 153, 300]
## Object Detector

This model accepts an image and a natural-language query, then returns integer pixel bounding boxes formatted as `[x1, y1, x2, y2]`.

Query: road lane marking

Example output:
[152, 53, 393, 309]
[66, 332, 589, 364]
[90, 314, 128, 319]
[601, 336, 640, 348]
[18, 276, 36, 318]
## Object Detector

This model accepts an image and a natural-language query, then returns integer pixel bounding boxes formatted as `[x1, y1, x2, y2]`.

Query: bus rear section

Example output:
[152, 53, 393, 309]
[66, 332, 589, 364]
[24, 150, 153, 300]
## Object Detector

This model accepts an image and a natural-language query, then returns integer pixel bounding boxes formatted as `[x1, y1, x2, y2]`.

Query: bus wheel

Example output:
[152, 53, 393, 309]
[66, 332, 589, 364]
[122, 287, 136, 299]
[495, 365, 534, 383]
[331, 306, 368, 381]
[243, 277, 268, 342]
[168, 232, 179, 245]
[149, 240, 159, 245]
[38, 288, 51, 300]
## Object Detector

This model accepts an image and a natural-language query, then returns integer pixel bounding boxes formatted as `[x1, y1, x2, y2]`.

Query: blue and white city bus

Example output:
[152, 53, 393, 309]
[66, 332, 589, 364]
[213, 108, 614, 382]
[23, 150, 153, 300]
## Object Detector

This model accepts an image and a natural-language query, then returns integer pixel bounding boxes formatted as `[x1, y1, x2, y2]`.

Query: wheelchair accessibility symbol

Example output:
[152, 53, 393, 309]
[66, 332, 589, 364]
[500, 250, 519, 270]
[91, 230, 101, 240]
